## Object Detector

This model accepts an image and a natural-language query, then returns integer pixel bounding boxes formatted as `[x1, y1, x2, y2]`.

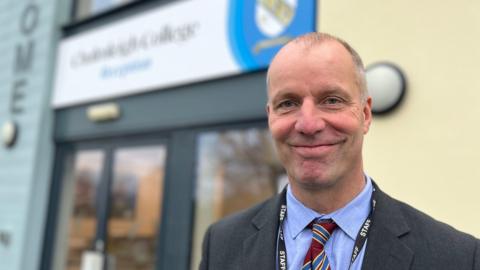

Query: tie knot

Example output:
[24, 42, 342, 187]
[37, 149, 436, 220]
[302, 220, 337, 269]
[311, 220, 337, 245]
[314, 219, 337, 233]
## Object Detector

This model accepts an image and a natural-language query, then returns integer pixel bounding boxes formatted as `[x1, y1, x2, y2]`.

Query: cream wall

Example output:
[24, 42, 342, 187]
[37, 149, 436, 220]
[318, 0, 480, 237]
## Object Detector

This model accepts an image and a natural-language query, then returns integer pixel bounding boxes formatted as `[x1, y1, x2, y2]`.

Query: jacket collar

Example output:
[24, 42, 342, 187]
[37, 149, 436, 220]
[361, 182, 413, 270]
[241, 182, 415, 270]
[242, 193, 282, 269]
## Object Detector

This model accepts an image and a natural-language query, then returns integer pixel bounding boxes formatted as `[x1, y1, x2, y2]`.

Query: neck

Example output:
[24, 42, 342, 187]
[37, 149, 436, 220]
[290, 174, 366, 214]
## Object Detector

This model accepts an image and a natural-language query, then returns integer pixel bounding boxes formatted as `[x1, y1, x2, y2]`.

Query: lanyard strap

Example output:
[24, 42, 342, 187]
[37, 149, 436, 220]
[276, 185, 377, 270]
[277, 188, 288, 270]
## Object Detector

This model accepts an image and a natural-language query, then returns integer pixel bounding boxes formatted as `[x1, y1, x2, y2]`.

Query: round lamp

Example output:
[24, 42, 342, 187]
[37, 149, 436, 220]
[366, 62, 407, 114]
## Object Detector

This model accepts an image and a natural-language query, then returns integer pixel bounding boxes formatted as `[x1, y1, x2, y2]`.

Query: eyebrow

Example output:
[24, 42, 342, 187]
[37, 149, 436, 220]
[269, 89, 301, 104]
[270, 85, 351, 102]
[315, 87, 350, 98]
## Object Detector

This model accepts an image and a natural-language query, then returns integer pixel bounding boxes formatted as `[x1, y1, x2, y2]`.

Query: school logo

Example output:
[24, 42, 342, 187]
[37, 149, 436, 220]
[228, 0, 315, 70]
[255, 0, 296, 37]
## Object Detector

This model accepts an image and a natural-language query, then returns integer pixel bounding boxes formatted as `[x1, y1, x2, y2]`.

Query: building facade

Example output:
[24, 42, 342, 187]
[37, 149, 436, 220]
[0, 1, 479, 270]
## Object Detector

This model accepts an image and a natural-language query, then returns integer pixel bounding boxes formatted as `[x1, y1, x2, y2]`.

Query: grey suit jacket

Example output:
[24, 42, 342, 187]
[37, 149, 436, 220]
[199, 185, 480, 270]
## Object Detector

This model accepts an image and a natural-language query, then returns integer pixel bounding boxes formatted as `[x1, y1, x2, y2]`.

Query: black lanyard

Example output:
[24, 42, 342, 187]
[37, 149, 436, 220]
[276, 184, 377, 270]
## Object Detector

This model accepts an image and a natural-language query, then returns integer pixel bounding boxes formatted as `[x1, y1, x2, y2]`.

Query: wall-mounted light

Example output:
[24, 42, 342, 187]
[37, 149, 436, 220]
[2, 120, 18, 148]
[366, 62, 407, 115]
[87, 103, 121, 122]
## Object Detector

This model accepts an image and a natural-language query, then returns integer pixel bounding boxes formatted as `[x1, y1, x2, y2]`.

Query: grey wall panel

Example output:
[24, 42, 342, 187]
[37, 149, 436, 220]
[55, 71, 269, 141]
[0, 0, 70, 269]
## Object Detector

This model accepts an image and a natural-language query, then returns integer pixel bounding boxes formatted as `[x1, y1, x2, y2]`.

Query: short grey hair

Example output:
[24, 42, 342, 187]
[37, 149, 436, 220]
[266, 32, 368, 103]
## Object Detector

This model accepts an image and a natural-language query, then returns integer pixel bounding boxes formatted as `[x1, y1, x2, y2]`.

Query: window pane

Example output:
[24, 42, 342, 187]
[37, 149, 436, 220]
[107, 145, 166, 270]
[75, 0, 139, 20]
[191, 128, 286, 269]
[65, 150, 105, 270]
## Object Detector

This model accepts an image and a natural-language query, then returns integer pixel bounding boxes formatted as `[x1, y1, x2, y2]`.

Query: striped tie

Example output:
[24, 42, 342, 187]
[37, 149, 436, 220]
[302, 220, 337, 270]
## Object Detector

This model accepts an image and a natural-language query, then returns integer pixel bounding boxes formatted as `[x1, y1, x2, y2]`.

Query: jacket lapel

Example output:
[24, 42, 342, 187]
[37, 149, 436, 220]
[240, 184, 415, 270]
[362, 185, 414, 270]
[242, 194, 282, 270]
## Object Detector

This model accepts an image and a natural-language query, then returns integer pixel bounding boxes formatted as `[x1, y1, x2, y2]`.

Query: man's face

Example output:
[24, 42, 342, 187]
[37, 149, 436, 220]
[267, 41, 372, 190]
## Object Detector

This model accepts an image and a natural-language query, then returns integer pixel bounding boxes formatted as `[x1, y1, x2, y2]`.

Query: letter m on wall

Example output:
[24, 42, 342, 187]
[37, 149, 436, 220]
[15, 41, 34, 73]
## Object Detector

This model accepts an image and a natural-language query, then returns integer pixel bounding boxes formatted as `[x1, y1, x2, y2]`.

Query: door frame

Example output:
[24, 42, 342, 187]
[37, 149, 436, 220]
[41, 133, 169, 270]
[43, 70, 269, 270]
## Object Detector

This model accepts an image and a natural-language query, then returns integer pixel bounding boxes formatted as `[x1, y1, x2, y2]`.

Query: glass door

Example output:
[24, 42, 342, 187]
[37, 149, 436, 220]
[53, 139, 167, 270]
[64, 149, 106, 270]
[190, 126, 286, 269]
[106, 145, 166, 270]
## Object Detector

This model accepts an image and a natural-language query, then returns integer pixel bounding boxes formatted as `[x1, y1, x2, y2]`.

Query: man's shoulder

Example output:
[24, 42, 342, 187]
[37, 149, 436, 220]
[378, 189, 478, 248]
[365, 186, 480, 269]
[200, 195, 281, 269]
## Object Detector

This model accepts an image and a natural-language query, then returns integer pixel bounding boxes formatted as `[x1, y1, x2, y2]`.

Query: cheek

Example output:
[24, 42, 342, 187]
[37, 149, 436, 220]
[268, 116, 294, 141]
[331, 108, 365, 133]
[347, 106, 364, 122]
[324, 115, 353, 133]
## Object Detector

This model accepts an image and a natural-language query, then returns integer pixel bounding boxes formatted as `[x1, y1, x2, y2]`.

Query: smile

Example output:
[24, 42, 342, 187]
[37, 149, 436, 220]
[290, 141, 344, 157]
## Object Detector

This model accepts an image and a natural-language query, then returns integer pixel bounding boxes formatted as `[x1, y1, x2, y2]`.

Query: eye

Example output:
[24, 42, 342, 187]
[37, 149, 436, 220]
[278, 100, 296, 108]
[273, 99, 298, 113]
[323, 97, 344, 105]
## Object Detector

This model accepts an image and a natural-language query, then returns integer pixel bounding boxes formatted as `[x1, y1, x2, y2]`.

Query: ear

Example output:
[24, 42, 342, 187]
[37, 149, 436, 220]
[363, 97, 372, 134]
[266, 103, 271, 115]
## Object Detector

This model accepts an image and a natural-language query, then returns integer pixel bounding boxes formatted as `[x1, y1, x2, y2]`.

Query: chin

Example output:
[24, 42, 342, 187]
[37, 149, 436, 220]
[292, 170, 337, 189]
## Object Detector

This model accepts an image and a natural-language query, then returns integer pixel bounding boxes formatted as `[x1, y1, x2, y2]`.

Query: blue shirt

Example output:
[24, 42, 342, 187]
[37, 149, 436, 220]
[283, 176, 373, 270]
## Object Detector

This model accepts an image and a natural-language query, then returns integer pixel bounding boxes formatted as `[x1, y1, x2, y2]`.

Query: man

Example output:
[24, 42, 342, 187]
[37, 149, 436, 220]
[199, 32, 480, 270]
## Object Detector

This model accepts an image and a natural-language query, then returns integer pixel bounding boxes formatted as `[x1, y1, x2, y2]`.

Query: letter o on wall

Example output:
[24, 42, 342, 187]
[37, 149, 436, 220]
[20, 4, 39, 35]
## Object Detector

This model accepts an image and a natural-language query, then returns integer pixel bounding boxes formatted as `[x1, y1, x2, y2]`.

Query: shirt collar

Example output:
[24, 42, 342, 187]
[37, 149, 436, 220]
[286, 176, 373, 240]
[285, 184, 319, 239]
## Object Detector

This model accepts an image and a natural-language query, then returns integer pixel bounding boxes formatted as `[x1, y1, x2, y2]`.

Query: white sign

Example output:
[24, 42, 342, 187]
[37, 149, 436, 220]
[52, 0, 315, 108]
[80, 251, 104, 270]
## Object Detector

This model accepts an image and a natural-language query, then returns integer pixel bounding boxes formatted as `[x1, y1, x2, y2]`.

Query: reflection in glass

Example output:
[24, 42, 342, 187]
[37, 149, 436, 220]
[66, 150, 105, 270]
[75, 0, 139, 20]
[107, 146, 166, 270]
[191, 128, 285, 269]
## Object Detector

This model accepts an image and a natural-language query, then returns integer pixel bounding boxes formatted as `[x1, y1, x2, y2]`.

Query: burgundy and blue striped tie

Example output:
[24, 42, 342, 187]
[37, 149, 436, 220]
[302, 220, 337, 270]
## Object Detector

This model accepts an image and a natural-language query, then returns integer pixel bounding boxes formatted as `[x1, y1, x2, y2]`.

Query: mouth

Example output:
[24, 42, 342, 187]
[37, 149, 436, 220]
[290, 141, 344, 157]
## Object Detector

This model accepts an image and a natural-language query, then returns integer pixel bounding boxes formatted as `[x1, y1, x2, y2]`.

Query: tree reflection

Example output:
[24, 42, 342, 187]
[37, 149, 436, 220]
[214, 129, 285, 217]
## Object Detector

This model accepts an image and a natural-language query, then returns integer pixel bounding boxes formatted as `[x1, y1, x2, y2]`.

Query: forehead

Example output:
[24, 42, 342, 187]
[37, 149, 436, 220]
[267, 40, 358, 98]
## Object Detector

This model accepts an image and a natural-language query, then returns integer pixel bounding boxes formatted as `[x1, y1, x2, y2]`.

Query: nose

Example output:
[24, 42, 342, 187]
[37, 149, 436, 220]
[294, 100, 326, 135]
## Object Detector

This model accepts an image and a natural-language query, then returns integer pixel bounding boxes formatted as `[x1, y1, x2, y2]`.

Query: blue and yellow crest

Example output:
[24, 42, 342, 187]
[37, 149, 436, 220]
[228, 0, 316, 70]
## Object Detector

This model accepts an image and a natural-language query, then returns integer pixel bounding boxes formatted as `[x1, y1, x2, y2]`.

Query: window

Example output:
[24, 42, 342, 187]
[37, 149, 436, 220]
[52, 141, 167, 270]
[62, 150, 105, 270]
[74, 0, 139, 20]
[190, 127, 286, 269]
[107, 145, 166, 270]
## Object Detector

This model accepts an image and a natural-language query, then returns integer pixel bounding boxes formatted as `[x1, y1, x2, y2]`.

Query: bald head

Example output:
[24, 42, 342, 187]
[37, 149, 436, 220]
[266, 32, 368, 103]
